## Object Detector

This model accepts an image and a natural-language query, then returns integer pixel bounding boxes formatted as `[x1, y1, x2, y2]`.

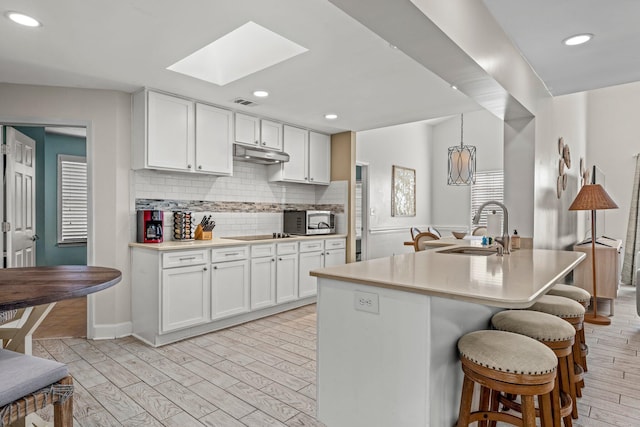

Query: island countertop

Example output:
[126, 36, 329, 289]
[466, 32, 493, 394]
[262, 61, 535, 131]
[311, 245, 586, 308]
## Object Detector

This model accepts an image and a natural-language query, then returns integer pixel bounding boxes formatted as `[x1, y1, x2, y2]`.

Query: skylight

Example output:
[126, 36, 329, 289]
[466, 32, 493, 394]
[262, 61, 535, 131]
[167, 21, 308, 86]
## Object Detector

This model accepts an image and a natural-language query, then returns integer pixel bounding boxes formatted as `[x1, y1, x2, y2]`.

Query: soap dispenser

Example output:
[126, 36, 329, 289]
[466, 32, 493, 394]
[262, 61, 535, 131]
[511, 229, 521, 250]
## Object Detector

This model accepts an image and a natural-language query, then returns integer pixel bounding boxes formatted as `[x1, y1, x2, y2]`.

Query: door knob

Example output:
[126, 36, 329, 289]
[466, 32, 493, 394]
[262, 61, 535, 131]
[31, 234, 40, 241]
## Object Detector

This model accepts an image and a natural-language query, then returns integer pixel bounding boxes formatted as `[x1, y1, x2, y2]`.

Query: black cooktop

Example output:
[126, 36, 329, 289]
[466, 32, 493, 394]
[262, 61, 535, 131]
[229, 234, 292, 241]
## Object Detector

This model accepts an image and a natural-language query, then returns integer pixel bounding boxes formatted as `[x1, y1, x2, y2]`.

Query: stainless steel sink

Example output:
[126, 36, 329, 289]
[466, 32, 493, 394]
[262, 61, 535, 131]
[437, 246, 497, 256]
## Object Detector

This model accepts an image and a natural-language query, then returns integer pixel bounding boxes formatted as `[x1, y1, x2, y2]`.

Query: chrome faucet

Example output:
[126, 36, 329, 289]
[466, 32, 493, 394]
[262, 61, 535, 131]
[472, 200, 511, 255]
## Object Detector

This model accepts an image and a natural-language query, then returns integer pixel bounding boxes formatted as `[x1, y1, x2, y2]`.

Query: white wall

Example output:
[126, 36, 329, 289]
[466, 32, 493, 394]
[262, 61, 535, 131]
[587, 81, 640, 242]
[430, 110, 503, 230]
[533, 92, 588, 249]
[356, 121, 432, 259]
[0, 83, 132, 337]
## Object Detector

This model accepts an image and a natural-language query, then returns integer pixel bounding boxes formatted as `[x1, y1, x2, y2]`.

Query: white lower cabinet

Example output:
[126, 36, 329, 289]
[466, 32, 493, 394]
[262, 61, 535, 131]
[298, 238, 346, 297]
[299, 250, 324, 298]
[277, 253, 299, 303]
[250, 244, 277, 310]
[325, 238, 347, 268]
[161, 262, 210, 333]
[211, 259, 249, 320]
[131, 237, 345, 346]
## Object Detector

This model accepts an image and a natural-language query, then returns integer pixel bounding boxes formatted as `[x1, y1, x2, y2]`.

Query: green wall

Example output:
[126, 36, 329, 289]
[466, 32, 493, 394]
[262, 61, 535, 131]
[15, 127, 87, 266]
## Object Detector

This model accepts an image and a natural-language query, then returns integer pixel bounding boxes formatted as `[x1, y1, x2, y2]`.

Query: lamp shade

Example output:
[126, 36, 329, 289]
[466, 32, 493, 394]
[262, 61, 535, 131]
[568, 184, 618, 211]
[447, 145, 476, 185]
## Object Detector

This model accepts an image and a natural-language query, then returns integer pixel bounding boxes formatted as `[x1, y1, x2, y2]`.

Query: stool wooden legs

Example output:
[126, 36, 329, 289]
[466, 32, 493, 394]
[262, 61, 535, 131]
[457, 358, 556, 427]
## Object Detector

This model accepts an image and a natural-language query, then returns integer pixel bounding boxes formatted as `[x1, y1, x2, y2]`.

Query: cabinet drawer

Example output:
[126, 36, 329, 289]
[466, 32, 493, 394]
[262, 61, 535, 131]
[211, 246, 249, 262]
[277, 241, 298, 255]
[299, 240, 324, 253]
[162, 250, 208, 269]
[251, 243, 276, 258]
[324, 238, 346, 250]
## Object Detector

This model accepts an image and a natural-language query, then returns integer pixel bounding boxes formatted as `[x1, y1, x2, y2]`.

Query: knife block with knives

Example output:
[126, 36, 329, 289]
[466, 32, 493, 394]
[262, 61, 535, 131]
[195, 215, 215, 240]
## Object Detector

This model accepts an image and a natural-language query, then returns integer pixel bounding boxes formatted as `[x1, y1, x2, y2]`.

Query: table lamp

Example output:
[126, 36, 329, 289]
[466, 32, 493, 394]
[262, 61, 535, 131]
[569, 184, 618, 325]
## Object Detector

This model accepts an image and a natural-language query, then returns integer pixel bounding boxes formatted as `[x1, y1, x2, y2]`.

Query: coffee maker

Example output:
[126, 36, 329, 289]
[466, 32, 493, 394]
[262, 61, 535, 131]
[137, 210, 164, 243]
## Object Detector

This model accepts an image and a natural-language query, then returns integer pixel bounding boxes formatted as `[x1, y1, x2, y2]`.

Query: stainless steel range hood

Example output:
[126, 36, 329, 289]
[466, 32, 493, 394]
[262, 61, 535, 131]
[233, 144, 290, 165]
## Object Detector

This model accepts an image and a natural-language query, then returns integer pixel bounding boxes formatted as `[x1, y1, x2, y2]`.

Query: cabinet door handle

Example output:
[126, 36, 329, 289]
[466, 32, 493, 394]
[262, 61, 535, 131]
[272, 258, 275, 262]
[325, 252, 330, 255]
[187, 164, 192, 169]
[255, 140, 259, 144]
[198, 165, 202, 170]
[203, 267, 208, 271]
[321, 253, 325, 256]
[213, 266, 218, 269]
[279, 257, 283, 261]
[179, 256, 197, 261]
[310, 177, 314, 181]
[224, 252, 240, 256]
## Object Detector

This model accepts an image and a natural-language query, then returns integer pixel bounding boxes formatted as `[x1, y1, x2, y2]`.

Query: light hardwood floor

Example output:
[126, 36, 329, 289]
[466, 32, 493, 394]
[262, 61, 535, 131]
[33, 286, 640, 426]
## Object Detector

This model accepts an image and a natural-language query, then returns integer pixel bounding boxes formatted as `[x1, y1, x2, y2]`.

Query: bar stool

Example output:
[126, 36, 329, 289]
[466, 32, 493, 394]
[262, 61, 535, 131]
[456, 330, 557, 427]
[492, 310, 578, 427]
[529, 294, 586, 417]
[547, 284, 591, 372]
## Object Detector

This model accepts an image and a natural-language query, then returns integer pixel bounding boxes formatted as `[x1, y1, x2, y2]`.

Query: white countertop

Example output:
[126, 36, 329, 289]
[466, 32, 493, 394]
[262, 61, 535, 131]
[311, 241, 586, 308]
[129, 234, 347, 251]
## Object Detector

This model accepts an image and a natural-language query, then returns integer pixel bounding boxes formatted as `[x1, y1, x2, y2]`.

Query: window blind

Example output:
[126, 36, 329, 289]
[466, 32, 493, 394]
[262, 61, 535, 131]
[470, 170, 504, 229]
[58, 155, 87, 244]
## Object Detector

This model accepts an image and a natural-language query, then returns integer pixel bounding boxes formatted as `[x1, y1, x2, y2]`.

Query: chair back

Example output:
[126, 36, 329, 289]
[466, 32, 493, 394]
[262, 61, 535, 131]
[410, 227, 421, 239]
[413, 232, 440, 251]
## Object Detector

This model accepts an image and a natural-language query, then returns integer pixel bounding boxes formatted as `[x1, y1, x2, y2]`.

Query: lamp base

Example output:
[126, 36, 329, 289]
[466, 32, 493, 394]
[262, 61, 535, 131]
[583, 312, 611, 325]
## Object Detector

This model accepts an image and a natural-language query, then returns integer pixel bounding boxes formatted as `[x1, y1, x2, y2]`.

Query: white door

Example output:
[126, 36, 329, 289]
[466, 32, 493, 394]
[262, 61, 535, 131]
[5, 127, 37, 267]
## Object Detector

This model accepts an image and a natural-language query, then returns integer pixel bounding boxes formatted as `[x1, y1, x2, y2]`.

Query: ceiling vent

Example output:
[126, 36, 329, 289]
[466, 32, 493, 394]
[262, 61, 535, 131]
[232, 98, 258, 106]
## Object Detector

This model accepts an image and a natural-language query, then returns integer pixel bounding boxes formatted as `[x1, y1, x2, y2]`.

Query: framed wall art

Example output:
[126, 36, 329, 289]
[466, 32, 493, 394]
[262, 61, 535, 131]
[391, 165, 416, 217]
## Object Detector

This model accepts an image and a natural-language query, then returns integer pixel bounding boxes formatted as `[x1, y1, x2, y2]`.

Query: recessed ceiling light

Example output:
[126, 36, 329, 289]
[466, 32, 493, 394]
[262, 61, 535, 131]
[563, 33, 593, 46]
[451, 85, 458, 90]
[253, 90, 269, 98]
[325, 113, 338, 120]
[6, 11, 41, 27]
[167, 21, 308, 86]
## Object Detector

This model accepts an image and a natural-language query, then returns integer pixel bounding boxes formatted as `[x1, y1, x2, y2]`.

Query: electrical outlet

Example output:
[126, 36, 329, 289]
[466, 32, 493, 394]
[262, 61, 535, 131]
[354, 291, 379, 314]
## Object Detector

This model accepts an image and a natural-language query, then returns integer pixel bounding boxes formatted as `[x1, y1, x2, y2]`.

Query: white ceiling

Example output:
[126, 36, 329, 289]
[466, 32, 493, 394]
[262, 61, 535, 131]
[1, 1, 639, 133]
[483, 0, 640, 96]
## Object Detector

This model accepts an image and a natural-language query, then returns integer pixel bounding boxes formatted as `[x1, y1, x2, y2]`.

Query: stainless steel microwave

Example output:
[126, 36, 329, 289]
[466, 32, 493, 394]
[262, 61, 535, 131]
[283, 210, 335, 235]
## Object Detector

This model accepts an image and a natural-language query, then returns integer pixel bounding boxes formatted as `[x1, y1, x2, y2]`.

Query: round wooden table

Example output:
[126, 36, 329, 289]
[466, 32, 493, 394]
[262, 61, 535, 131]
[0, 265, 122, 354]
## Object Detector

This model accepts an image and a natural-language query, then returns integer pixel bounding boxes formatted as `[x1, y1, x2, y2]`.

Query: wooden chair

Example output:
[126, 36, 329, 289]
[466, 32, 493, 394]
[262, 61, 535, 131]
[410, 227, 421, 240]
[0, 348, 73, 427]
[0, 305, 55, 354]
[413, 232, 440, 251]
[472, 226, 487, 236]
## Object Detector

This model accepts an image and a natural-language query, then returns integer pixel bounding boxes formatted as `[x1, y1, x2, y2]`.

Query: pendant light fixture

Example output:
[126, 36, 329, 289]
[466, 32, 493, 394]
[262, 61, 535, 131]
[447, 114, 476, 185]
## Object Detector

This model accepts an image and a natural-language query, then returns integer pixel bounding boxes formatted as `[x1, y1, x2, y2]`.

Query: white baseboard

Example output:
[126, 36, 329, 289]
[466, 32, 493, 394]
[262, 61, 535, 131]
[89, 321, 132, 340]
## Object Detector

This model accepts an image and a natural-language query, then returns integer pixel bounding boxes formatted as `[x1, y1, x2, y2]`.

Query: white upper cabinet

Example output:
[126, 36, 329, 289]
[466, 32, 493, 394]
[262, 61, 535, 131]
[308, 131, 331, 184]
[260, 119, 283, 151]
[195, 103, 233, 175]
[235, 113, 283, 151]
[146, 91, 195, 171]
[234, 113, 260, 146]
[272, 125, 308, 183]
[269, 128, 330, 185]
[132, 90, 233, 176]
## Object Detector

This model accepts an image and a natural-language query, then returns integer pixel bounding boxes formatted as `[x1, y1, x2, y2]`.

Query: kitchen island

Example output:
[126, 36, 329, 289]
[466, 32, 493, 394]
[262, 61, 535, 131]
[310, 244, 585, 427]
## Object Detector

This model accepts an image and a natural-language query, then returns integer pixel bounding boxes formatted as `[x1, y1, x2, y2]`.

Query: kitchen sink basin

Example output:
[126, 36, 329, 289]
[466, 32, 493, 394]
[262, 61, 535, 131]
[437, 246, 497, 256]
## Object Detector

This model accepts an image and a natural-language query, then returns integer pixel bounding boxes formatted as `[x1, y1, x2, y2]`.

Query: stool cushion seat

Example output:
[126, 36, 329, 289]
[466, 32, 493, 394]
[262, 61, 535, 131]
[0, 349, 68, 407]
[492, 310, 576, 342]
[547, 284, 591, 303]
[529, 295, 585, 318]
[458, 330, 557, 375]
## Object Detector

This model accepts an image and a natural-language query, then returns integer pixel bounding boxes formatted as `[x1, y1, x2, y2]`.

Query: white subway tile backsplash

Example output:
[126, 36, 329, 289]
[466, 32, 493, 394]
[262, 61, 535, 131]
[134, 162, 347, 239]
